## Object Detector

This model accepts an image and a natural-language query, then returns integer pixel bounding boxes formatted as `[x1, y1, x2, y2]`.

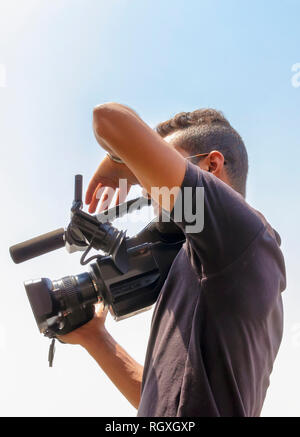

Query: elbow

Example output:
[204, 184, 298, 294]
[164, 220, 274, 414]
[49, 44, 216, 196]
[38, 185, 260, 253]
[93, 102, 120, 118]
[93, 102, 139, 140]
[93, 102, 119, 137]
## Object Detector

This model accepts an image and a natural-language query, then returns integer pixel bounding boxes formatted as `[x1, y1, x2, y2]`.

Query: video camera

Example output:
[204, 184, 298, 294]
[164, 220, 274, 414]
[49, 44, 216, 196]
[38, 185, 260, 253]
[9, 175, 185, 349]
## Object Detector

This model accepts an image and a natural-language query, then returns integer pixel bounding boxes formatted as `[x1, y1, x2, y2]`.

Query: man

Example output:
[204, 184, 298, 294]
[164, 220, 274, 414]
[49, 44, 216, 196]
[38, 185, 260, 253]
[59, 104, 286, 416]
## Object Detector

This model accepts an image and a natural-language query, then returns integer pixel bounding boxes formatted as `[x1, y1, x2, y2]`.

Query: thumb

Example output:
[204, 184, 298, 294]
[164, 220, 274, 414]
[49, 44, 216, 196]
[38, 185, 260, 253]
[94, 302, 108, 318]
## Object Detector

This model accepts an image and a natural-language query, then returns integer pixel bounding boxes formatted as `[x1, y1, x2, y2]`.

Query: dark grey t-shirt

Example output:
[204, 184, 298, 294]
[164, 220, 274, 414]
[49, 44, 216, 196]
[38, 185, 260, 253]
[137, 161, 286, 417]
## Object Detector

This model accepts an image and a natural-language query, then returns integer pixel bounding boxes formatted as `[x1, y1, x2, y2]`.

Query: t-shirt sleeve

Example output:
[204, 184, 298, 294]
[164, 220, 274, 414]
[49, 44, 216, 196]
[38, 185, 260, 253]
[167, 160, 265, 275]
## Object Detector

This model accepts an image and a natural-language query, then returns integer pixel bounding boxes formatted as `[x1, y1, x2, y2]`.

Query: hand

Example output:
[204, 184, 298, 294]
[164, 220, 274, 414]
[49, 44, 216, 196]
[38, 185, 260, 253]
[85, 155, 139, 213]
[57, 302, 108, 347]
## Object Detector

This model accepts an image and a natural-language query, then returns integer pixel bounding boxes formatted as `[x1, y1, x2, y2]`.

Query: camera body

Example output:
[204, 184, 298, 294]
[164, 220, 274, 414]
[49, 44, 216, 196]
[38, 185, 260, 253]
[10, 175, 185, 339]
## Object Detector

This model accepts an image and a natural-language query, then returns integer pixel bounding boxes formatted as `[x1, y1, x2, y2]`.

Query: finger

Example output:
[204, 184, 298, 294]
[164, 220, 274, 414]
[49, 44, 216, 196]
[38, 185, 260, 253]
[142, 187, 150, 198]
[88, 183, 101, 213]
[88, 183, 105, 213]
[115, 184, 131, 206]
[85, 174, 101, 205]
[94, 302, 108, 317]
[98, 186, 116, 213]
[114, 188, 121, 207]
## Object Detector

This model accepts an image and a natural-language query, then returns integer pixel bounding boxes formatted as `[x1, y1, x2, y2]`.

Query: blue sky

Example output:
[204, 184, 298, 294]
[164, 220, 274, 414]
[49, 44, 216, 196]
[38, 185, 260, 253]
[0, 0, 300, 416]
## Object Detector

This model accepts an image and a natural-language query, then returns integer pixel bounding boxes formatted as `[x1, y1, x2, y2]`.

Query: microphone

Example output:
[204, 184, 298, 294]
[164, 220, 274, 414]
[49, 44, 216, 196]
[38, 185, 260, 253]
[9, 228, 65, 264]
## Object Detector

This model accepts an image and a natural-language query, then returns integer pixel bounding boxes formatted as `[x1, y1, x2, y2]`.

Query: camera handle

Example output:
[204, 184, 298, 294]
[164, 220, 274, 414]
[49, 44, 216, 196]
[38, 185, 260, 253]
[9, 175, 151, 270]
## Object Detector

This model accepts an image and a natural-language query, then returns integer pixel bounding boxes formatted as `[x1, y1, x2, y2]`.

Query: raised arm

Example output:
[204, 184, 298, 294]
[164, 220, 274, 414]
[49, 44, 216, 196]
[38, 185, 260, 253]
[91, 102, 186, 211]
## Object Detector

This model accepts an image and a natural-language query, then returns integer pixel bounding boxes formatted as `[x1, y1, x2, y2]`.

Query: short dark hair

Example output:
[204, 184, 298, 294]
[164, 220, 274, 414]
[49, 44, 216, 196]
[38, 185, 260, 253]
[156, 109, 248, 197]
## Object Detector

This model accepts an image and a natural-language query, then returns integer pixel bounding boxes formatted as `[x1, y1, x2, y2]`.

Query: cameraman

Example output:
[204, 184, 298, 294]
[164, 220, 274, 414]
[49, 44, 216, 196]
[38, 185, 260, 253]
[59, 104, 286, 417]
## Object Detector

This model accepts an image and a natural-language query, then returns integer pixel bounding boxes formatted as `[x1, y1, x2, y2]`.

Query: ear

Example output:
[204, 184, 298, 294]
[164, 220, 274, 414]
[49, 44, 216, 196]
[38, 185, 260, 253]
[207, 150, 225, 176]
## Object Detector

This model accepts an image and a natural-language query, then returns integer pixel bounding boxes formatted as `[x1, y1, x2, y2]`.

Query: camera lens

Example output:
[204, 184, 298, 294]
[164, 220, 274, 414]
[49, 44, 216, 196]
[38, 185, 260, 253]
[52, 272, 98, 313]
[25, 272, 99, 336]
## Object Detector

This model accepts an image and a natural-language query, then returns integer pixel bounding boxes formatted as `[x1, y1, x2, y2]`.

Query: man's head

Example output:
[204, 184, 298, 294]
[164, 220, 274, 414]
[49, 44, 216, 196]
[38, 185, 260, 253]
[156, 109, 248, 198]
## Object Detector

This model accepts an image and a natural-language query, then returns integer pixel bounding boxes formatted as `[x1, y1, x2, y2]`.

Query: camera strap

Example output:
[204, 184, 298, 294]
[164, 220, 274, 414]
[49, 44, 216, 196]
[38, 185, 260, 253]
[48, 338, 56, 367]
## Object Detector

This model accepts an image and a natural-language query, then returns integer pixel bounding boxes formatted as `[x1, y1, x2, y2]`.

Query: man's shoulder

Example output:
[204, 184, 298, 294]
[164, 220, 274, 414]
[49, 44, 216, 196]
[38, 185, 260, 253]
[249, 207, 282, 247]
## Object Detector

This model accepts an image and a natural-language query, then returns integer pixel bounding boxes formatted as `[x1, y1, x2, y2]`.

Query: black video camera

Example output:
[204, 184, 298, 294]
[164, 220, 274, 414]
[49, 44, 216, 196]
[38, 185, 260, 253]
[10, 175, 185, 342]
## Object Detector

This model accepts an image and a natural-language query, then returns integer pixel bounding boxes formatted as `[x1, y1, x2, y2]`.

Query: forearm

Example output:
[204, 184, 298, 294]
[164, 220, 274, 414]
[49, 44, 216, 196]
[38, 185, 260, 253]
[82, 328, 143, 410]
